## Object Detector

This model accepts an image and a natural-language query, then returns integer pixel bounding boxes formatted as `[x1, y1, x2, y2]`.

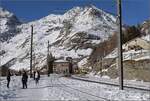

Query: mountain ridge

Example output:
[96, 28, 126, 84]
[0, 5, 117, 70]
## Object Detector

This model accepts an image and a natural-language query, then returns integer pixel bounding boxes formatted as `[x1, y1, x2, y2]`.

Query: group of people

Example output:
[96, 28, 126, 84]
[6, 70, 40, 89]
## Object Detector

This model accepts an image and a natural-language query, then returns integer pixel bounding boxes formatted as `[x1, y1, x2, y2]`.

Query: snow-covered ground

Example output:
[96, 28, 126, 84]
[0, 74, 150, 101]
[105, 49, 150, 61]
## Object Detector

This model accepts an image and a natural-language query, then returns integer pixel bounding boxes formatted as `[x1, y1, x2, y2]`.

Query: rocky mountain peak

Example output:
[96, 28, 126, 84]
[0, 7, 13, 18]
[141, 20, 150, 35]
[0, 7, 21, 42]
[0, 7, 20, 25]
[0, 6, 118, 70]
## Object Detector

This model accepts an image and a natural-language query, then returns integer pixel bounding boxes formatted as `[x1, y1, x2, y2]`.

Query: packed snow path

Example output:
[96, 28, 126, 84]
[0, 74, 150, 101]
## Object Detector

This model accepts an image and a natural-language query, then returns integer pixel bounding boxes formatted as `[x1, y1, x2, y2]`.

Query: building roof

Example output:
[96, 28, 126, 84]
[54, 59, 68, 63]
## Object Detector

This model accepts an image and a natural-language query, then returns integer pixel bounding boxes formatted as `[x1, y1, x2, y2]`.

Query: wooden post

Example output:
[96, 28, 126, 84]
[117, 0, 124, 90]
[47, 41, 50, 76]
[0, 26, 1, 77]
[30, 25, 33, 78]
[149, 24, 150, 59]
[48, 41, 49, 55]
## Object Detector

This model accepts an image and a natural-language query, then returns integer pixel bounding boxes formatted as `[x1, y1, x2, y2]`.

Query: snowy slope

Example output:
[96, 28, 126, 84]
[0, 5, 117, 70]
[105, 20, 150, 61]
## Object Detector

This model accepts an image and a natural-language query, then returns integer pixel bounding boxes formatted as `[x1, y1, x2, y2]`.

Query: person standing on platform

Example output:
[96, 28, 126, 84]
[6, 70, 11, 88]
[22, 71, 28, 89]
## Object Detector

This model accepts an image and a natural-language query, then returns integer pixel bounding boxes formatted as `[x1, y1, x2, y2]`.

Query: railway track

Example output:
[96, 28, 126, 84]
[50, 75, 91, 100]
[70, 76, 150, 92]
[49, 75, 87, 100]
[52, 74, 110, 101]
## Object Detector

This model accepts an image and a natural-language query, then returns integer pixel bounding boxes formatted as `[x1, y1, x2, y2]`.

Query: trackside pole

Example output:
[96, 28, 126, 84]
[30, 25, 33, 78]
[117, 0, 124, 90]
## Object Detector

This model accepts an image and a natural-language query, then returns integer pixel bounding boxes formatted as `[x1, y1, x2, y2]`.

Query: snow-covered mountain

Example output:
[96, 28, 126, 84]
[0, 5, 117, 70]
[0, 7, 21, 42]
[141, 20, 150, 41]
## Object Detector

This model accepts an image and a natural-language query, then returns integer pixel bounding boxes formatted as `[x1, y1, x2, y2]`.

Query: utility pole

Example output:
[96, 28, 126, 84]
[0, 23, 1, 77]
[149, 23, 150, 59]
[48, 41, 49, 55]
[149, 31, 150, 59]
[47, 40, 50, 76]
[30, 25, 33, 78]
[117, 0, 124, 90]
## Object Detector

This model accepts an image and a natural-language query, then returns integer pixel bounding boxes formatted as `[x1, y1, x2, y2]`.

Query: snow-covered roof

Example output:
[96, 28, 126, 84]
[54, 59, 68, 63]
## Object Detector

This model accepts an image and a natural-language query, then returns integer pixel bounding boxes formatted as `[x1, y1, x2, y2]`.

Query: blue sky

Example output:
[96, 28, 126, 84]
[0, 0, 150, 25]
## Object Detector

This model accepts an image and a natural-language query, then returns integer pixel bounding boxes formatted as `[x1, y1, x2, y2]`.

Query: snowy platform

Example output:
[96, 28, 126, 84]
[0, 74, 150, 100]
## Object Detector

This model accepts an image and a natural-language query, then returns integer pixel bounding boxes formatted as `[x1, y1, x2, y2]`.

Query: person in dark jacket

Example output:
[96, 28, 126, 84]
[22, 71, 28, 89]
[38, 71, 40, 80]
[6, 70, 11, 88]
[33, 71, 36, 80]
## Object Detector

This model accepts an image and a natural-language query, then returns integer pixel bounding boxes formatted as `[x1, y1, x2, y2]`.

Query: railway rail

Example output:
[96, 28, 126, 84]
[70, 75, 150, 92]
[51, 74, 110, 101]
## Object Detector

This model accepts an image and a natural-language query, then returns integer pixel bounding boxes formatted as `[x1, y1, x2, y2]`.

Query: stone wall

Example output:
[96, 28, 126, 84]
[106, 59, 150, 82]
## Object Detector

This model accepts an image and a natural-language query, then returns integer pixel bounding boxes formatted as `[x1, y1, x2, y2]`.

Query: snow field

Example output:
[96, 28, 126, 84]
[0, 74, 149, 101]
